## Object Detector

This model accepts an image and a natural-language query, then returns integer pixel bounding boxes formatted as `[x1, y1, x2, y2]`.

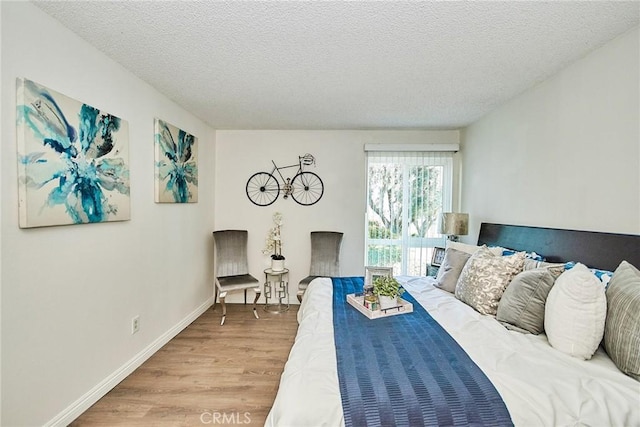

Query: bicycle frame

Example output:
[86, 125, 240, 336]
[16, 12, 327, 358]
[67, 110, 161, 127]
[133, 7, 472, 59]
[245, 154, 323, 206]
[269, 153, 315, 184]
[269, 160, 302, 184]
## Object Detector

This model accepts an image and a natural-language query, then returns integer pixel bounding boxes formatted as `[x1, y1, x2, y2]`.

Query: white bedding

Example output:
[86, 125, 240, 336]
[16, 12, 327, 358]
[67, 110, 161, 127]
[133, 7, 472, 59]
[266, 276, 640, 427]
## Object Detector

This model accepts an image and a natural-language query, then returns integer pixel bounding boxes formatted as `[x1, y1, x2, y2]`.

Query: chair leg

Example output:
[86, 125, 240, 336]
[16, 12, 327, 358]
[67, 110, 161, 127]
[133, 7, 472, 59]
[297, 290, 304, 303]
[212, 285, 218, 312]
[220, 292, 227, 326]
[252, 287, 261, 319]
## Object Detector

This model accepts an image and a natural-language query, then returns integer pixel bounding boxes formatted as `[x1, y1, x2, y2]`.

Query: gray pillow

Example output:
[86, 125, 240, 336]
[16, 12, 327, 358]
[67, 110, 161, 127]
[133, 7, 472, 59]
[497, 267, 563, 334]
[434, 248, 471, 293]
[523, 259, 565, 271]
[604, 261, 640, 381]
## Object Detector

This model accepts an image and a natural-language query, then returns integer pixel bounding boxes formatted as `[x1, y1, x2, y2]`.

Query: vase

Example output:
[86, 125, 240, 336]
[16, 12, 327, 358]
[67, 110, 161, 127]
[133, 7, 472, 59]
[378, 295, 398, 310]
[271, 259, 285, 272]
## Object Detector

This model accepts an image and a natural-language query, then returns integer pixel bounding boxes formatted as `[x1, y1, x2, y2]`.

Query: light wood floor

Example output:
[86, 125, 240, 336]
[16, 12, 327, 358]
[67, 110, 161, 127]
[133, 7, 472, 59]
[70, 303, 299, 427]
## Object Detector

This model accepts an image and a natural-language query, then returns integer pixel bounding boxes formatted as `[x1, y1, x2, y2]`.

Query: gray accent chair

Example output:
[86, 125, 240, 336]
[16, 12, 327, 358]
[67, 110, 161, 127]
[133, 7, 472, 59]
[212, 230, 261, 326]
[297, 231, 344, 302]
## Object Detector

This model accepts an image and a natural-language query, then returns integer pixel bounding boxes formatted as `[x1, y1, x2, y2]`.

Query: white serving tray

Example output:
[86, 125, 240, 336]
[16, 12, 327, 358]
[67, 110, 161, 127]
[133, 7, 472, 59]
[346, 293, 413, 319]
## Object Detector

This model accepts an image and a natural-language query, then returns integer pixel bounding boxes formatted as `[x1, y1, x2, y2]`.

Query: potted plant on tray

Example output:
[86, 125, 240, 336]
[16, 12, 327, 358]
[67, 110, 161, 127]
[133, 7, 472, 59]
[373, 275, 405, 310]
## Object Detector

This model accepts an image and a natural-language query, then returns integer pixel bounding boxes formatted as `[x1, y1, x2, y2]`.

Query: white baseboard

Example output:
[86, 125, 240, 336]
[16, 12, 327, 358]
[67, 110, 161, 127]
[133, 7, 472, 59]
[45, 297, 214, 427]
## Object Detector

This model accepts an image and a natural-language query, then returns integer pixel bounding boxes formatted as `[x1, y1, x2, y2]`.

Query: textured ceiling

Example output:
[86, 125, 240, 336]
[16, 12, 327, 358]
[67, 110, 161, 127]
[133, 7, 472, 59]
[33, 1, 639, 130]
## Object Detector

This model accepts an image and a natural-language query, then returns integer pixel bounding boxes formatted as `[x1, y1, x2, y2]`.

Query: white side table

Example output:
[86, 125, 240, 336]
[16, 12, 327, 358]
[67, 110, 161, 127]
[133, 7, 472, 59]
[263, 268, 290, 313]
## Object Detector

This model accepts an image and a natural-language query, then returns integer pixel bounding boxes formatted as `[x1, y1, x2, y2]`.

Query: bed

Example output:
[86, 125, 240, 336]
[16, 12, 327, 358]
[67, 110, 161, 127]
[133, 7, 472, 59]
[266, 223, 640, 426]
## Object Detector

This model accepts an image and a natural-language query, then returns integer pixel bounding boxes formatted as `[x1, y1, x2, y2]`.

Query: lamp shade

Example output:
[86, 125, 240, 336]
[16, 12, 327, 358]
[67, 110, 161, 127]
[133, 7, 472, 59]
[439, 213, 469, 236]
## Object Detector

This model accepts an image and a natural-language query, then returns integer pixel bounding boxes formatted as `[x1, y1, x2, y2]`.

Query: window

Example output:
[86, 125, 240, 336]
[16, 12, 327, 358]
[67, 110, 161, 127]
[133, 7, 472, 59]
[365, 150, 453, 276]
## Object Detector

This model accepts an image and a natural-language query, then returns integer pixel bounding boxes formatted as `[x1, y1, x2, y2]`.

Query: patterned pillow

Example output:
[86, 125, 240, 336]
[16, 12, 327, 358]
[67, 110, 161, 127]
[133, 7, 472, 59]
[455, 246, 525, 315]
[502, 248, 545, 261]
[565, 261, 614, 289]
[604, 261, 640, 381]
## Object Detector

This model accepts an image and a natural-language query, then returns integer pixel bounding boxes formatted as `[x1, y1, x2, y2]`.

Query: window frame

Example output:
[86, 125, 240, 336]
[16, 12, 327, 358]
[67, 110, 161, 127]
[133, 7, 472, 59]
[364, 151, 454, 275]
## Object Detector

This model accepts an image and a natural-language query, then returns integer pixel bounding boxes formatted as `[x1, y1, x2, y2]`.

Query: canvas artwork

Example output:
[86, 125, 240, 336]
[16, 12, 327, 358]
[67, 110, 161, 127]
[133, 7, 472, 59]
[154, 118, 198, 203]
[16, 78, 130, 228]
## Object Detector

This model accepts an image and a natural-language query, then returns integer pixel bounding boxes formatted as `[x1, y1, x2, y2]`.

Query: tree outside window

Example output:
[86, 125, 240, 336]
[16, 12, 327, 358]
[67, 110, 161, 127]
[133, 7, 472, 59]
[366, 152, 452, 275]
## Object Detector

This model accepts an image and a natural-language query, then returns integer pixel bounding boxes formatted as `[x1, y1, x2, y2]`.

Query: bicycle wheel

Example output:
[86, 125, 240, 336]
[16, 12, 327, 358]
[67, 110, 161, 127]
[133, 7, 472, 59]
[291, 171, 324, 206]
[246, 172, 280, 206]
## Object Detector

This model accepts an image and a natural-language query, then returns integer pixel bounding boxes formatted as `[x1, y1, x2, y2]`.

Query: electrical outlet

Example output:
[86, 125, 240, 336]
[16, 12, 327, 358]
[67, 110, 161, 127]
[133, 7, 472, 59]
[131, 315, 140, 334]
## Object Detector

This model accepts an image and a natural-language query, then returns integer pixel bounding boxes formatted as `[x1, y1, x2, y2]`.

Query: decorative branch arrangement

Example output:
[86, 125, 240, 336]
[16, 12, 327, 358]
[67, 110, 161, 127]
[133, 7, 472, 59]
[263, 212, 285, 261]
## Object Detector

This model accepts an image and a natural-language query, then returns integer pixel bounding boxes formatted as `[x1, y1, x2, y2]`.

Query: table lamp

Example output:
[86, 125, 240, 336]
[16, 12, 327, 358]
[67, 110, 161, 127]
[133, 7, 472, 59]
[439, 213, 469, 241]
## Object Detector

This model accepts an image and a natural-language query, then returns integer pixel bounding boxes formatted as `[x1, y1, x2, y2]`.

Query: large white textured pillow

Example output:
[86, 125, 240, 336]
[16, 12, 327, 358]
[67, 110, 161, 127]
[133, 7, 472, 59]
[544, 263, 606, 360]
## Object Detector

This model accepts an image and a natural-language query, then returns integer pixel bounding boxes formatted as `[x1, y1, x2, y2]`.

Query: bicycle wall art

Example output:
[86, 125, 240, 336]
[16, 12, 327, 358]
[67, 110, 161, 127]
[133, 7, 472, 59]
[246, 154, 324, 206]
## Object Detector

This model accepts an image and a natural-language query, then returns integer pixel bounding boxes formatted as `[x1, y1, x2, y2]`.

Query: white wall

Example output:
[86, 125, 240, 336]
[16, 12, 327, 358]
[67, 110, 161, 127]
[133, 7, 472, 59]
[1, 3, 216, 426]
[461, 27, 640, 240]
[6, 3, 635, 425]
[215, 130, 459, 302]
[0, 4, 3, 423]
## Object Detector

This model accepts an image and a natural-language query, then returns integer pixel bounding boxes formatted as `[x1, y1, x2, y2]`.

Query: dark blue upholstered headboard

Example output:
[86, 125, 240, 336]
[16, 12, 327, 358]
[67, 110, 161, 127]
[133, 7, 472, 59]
[477, 223, 640, 272]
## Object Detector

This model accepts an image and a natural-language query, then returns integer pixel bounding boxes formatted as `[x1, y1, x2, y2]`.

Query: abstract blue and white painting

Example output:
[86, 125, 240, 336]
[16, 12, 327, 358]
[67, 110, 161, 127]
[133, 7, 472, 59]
[154, 118, 198, 203]
[16, 78, 130, 228]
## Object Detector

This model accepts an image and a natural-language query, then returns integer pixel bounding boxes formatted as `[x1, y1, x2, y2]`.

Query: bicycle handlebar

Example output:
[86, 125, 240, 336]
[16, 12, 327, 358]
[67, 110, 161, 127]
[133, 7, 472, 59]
[299, 153, 315, 166]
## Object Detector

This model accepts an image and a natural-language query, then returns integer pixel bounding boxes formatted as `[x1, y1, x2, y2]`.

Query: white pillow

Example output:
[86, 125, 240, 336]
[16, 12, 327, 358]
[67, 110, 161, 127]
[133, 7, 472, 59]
[544, 263, 606, 360]
[446, 241, 503, 257]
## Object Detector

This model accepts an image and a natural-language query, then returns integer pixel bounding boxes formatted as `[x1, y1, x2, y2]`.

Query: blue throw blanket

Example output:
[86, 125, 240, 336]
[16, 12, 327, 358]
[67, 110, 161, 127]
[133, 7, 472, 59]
[332, 277, 513, 427]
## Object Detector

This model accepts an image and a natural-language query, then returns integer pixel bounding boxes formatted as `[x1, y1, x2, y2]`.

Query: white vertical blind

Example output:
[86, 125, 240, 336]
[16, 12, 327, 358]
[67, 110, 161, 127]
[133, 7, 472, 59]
[365, 151, 453, 275]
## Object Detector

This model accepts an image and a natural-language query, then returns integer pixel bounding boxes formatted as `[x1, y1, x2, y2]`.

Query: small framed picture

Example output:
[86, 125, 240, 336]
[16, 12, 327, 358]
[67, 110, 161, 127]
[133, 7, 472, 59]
[365, 266, 393, 288]
[431, 247, 446, 267]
